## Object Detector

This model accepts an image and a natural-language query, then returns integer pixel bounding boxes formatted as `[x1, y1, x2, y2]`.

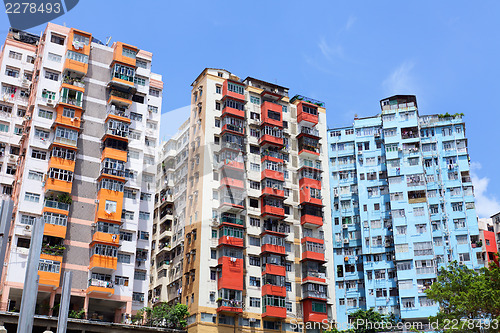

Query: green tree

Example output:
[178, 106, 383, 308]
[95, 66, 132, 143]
[425, 260, 500, 332]
[132, 303, 189, 329]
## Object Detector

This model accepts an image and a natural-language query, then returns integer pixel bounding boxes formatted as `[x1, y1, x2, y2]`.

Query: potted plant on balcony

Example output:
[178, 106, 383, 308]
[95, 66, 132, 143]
[58, 193, 73, 205]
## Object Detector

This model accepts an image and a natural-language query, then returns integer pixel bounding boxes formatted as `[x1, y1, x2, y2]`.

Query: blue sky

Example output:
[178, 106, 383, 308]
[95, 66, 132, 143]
[1, 1, 499, 217]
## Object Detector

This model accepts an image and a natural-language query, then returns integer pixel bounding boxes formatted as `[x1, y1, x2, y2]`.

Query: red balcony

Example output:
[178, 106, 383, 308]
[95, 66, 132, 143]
[299, 147, 320, 158]
[261, 101, 283, 128]
[300, 188, 323, 206]
[261, 186, 285, 198]
[301, 214, 323, 228]
[302, 300, 327, 323]
[263, 264, 286, 276]
[261, 169, 284, 182]
[262, 306, 286, 319]
[218, 236, 244, 248]
[302, 251, 325, 262]
[259, 134, 283, 147]
[217, 257, 244, 290]
[261, 154, 283, 164]
[220, 159, 245, 171]
[299, 177, 321, 189]
[261, 204, 285, 218]
[261, 243, 286, 255]
[297, 101, 319, 126]
[262, 284, 286, 297]
[222, 80, 245, 101]
[221, 105, 245, 118]
[220, 177, 244, 188]
[217, 302, 243, 314]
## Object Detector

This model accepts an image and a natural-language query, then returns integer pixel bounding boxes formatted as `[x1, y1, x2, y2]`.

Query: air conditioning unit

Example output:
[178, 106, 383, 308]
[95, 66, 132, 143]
[357, 151, 362, 155]
[47, 99, 54, 106]
[132, 190, 138, 195]
[342, 224, 348, 229]
[23, 224, 32, 233]
[343, 239, 349, 244]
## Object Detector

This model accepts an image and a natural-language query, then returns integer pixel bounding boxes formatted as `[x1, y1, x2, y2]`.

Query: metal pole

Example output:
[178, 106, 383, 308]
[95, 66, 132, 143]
[17, 217, 44, 333]
[0, 199, 14, 280]
[57, 271, 72, 333]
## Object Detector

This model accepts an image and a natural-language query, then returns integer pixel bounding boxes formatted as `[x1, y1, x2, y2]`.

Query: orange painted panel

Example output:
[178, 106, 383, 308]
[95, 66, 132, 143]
[92, 231, 120, 245]
[218, 236, 244, 248]
[89, 254, 117, 270]
[38, 253, 62, 288]
[300, 214, 323, 227]
[262, 284, 286, 297]
[86, 285, 115, 296]
[112, 42, 137, 68]
[216, 306, 243, 314]
[48, 156, 76, 173]
[43, 223, 67, 238]
[302, 299, 327, 323]
[107, 95, 132, 106]
[67, 29, 92, 55]
[101, 147, 127, 162]
[96, 189, 124, 222]
[261, 155, 283, 164]
[43, 206, 69, 216]
[61, 82, 84, 93]
[54, 106, 81, 129]
[106, 113, 131, 124]
[299, 187, 323, 206]
[263, 264, 286, 276]
[44, 178, 73, 194]
[301, 237, 324, 245]
[297, 102, 319, 125]
[262, 305, 286, 319]
[63, 58, 88, 75]
[220, 160, 244, 170]
[261, 244, 286, 255]
[217, 257, 243, 290]
[261, 169, 284, 182]
[111, 77, 134, 87]
[303, 276, 326, 284]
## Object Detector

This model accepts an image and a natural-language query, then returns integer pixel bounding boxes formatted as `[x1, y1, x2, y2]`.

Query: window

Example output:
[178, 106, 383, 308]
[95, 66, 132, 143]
[149, 88, 160, 97]
[122, 47, 136, 58]
[47, 52, 61, 62]
[118, 253, 131, 263]
[9, 51, 22, 60]
[250, 181, 260, 190]
[249, 297, 260, 307]
[24, 192, 40, 203]
[120, 231, 133, 241]
[122, 210, 134, 220]
[130, 112, 143, 121]
[250, 96, 261, 105]
[139, 211, 150, 220]
[133, 292, 144, 302]
[39, 259, 60, 273]
[0, 123, 9, 133]
[20, 214, 36, 225]
[34, 128, 50, 140]
[38, 109, 53, 119]
[250, 163, 260, 172]
[139, 231, 149, 240]
[44, 70, 59, 81]
[6, 165, 16, 175]
[114, 276, 129, 286]
[104, 200, 117, 213]
[249, 256, 260, 266]
[136, 59, 147, 69]
[250, 217, 260, 227]
[211, 249, 217, 259]
[249, 236, 260, 246]
[134, 270, 147, 280]
[5, 67, 20, 78]
[216, 85, 222, 94]
[249, 276, 261, 287]
[28, 170, 44, 181]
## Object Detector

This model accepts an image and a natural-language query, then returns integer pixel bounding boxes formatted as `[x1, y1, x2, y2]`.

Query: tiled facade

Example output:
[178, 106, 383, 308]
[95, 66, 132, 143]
[329, 95, 482, 325]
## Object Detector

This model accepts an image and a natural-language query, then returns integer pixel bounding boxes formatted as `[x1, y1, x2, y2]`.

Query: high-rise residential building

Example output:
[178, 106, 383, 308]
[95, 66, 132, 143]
[151, 68, 335, 332]
[0, 23, 162, 322]
[150, 120, 190, 306]
[328, 95, 482, 326]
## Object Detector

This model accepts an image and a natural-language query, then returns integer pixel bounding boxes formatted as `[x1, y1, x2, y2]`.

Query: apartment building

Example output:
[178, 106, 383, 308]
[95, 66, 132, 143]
[478, 216, 499, 266]
[328, 95, 482, 326]
[150, 68, 334, 332]
[0, 23, 162, 322]
[150, 119, 189, 306]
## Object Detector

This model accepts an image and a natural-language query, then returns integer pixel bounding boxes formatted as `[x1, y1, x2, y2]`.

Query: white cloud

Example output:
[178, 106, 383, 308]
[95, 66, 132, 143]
[382, 61, 417, 95]
[345, 15, 356, 31]
[318, 37, 344, 61]
[159, 105, 191, 142]
[470, 162, 500, 218]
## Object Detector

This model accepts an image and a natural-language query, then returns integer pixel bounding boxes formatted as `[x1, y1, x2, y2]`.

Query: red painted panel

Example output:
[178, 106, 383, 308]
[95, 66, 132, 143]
[221, 106, 245, 118]
[220, 177, 244, 188]
[262, 305, 287, 319]
[297, 102, 319, 125]
[262, 284, 286, 297]
[261, 155, 283, 164]
[263, 264, 286, 276]
[261, 187, 285, 198]
[302, 251, 325, 262]
[221, 124, 245, 136]
[217, 257, 244, 290]
[218, 236, 244, 248]
[261, 244, 286, 255]
[222, 80, 245, 101]
[302, 299, 327, 322]
[301, 237, 324, 245]
[301, 214, 323, 227]
[220, 159, 245, 170]
[303, 276, 326, 284]
[261, 204, 285, 218]
[259, 134, 283, 146]
[299, 187, 323, 206]
[261, 169, 284, 182]
[299, 178, 322, 190]
[216, 306, 243, 314]
[260, 101, 283, 128]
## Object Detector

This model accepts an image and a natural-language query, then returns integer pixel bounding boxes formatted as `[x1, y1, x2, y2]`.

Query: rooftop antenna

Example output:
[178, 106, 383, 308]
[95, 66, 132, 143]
[106, 36, 112, 46]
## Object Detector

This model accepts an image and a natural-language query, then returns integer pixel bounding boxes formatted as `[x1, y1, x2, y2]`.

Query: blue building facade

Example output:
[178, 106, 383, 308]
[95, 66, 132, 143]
[328, 95, 481, 326]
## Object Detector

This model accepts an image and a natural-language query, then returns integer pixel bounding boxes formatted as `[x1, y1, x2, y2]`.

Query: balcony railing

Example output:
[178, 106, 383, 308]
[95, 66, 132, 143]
[60, 97, 82, 107]
[416, 267, 435, 275]
[217, 299, 243, 308]
[100, 168, 125, 177]
[303, 290, 327, 299]
[261, 150, 284, 160]
[105, 128, 129, 138]
[63, 76, 85, 88]
[220, 216, 244, 225]
[300, 127, 320, 137]
[44, 200, 70, 211]
[303, 271, 326, 279]
[88, 278, 113, 288]
[106, 105, 129, 118]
